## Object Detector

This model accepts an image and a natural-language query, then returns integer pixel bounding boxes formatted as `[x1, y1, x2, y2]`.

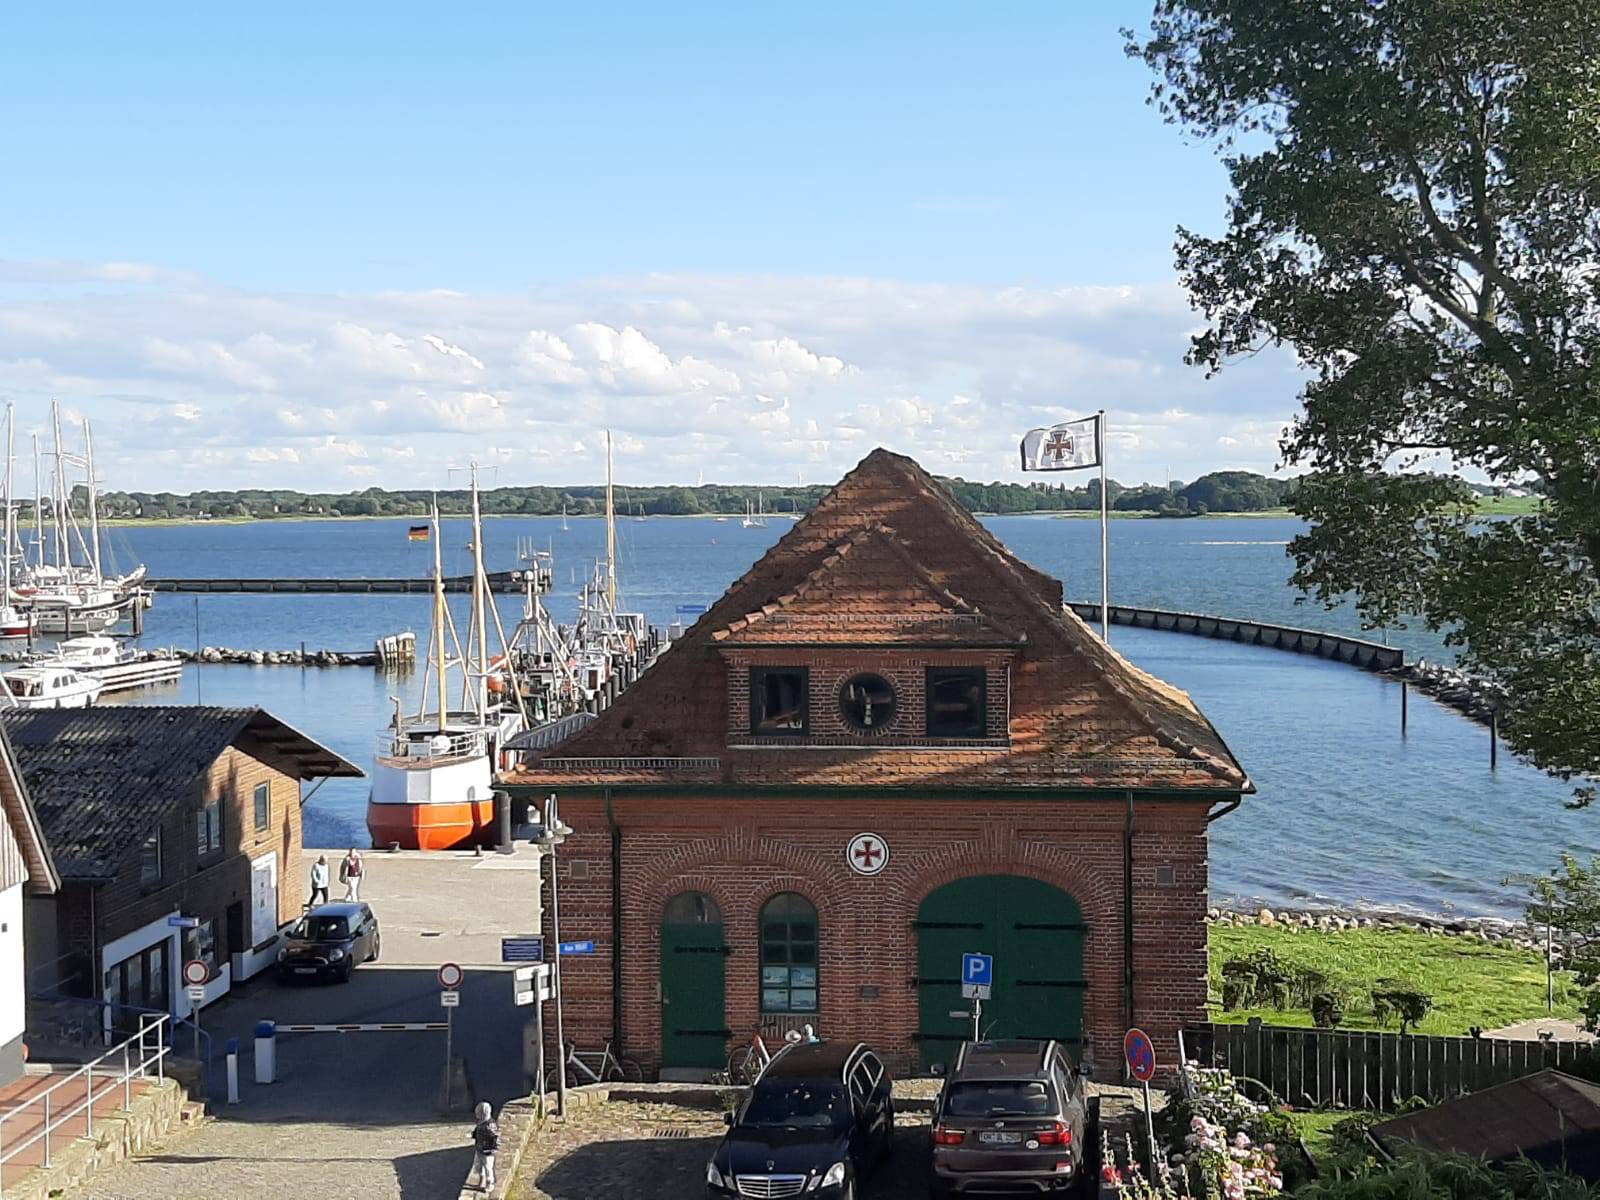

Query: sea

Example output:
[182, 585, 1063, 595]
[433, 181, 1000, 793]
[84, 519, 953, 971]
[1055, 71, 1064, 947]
[74, 512, 1595, 920]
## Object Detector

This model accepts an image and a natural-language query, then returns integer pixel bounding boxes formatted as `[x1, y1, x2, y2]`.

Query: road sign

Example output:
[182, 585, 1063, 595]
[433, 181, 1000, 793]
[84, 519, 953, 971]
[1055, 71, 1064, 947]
[437, 962, 465, 989]
[168, 915, 200, 929]
[513, 964, 551, 1007]
[1124, 1027, 1156, 1082]
[960, 951, 993, 1001]
[501, 936, 544, 963]
[441, 990, 460, 1008]
[558, 940, 595, 955]
[186, 984, 207, 1003]
[182, 958, 210, 986]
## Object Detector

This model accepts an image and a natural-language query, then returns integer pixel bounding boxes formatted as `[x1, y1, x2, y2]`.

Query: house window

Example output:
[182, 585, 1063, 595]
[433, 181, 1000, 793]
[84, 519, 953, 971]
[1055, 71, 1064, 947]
[839, 673, 896, 731]
[140, 832, 162, 886]
[750, 667, 809, 735]
[926, 667, 987, 737]
[184, 918, 218, 974]
[760, 892, 818, 1013]
[253, 782, 270, 832]
[197, 797, 223, 857]
[103, 941, 169, 1015]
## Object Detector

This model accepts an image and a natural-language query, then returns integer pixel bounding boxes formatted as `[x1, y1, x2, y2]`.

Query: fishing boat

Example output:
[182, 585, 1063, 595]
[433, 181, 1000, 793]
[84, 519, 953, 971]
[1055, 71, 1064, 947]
[1, 665, 103, 708]
[366, 472, 527, 851]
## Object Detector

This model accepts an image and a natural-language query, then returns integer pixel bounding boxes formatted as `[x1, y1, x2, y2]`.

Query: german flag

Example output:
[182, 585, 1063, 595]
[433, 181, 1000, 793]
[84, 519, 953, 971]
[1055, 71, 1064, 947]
[408, 524, 429, 542]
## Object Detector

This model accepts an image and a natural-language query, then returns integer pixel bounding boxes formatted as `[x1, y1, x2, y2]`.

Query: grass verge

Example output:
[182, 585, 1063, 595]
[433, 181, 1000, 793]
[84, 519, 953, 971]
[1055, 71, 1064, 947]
[1208, 923, 1579, 1037]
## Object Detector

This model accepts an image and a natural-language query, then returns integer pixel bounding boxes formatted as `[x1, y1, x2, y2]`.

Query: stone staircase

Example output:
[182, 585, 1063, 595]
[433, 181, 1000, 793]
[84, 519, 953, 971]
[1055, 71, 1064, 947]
[0, 1069, 200, 1200]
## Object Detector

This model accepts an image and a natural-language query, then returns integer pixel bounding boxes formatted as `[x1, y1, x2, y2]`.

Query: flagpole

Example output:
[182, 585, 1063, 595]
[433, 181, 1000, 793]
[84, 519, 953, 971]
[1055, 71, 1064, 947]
[1098, 409, 1109, 641]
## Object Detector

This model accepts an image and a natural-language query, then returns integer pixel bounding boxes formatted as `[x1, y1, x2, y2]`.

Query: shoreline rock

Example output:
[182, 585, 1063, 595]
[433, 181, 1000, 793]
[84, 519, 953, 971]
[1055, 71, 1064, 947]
[1384, 658, 1508, 726]
[1209, 904, 1555, 953]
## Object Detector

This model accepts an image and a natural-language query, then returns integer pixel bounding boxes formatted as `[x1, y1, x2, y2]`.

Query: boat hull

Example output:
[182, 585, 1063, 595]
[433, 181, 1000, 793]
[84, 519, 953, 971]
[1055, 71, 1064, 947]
[365, 797, 496, 851]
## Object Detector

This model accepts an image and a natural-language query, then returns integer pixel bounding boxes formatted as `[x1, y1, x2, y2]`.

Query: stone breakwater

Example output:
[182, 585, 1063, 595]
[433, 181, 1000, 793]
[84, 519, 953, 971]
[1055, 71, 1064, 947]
[1211, 905, 1551, 953]
[175, 645, 383, 666]
[1386, 658, 1508, 725]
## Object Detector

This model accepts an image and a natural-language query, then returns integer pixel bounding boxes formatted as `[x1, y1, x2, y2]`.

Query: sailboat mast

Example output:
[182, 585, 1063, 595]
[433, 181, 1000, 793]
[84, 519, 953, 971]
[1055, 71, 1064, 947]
[83, 417, 102, 581]
[50, 401, 66, 571]
[605, 430, 617, 610]
[31, 435, 42, 571]
[3, 402, 13, 602]
[469, 463, 490, 718]
[430, 496, 448, 726]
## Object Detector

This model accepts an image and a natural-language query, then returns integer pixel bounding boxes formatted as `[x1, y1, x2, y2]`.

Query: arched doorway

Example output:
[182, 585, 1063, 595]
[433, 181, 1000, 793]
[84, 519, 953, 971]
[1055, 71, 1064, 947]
[660, 891, 728, 1069]
[916, 875, 1086, 1067]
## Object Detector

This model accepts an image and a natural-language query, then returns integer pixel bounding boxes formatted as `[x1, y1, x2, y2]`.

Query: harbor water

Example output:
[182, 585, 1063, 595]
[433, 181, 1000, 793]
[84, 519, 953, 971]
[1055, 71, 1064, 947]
[81, 513, 1595, 919]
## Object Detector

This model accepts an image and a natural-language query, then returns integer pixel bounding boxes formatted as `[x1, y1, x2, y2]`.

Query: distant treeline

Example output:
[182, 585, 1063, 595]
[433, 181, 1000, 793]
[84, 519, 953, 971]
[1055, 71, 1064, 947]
[48, 469, 1311, 520]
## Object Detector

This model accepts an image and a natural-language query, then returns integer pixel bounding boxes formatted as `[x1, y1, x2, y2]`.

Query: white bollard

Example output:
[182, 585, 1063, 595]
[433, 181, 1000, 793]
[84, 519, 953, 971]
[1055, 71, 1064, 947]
[226, 1037, 240, 1104]
[254, 1021, 276, 1085]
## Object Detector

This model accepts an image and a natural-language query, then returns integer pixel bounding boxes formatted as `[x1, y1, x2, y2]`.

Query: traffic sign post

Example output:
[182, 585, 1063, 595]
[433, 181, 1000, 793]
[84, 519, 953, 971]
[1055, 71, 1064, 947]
[1124, 1028, 1157, 1164]
[438, 963, 464, 1109]
[183, 958, 209, 1055]
[960, 953, 993, 1041]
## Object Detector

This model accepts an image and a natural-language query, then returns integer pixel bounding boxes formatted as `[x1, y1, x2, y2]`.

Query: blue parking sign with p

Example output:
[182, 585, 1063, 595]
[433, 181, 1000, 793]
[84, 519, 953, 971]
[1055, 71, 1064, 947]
[962, 953, 993, 987]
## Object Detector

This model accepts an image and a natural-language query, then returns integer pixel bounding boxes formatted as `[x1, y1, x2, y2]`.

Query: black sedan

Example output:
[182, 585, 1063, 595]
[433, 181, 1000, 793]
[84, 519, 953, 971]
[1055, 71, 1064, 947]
[275, 902, 381, 982]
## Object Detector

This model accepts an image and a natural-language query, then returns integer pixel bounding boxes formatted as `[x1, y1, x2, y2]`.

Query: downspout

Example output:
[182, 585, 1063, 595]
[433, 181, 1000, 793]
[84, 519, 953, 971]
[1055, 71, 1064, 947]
[1123, 790, 1135, 1042]
[606, 787, 623, 1052]
[1206, 796, 1242, 824]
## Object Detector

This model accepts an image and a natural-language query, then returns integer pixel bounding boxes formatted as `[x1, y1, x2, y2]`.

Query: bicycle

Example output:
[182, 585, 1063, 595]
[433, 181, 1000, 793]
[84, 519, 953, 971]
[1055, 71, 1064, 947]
[543, 1039, 644, 1090]
[726, 1022, 816, 1085]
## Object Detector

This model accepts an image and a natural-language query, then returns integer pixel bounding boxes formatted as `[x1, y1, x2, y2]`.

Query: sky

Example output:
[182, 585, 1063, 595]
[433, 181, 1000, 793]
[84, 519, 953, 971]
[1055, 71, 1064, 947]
[0, 3, 1307, 493]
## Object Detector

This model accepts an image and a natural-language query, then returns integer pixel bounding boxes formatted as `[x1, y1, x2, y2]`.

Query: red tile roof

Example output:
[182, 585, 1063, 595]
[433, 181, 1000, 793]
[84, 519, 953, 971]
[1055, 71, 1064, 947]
[503, 448, 1250, 793]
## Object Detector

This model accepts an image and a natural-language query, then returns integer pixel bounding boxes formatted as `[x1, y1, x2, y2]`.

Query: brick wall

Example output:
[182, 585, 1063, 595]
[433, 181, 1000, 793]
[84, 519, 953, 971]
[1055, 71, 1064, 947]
[542, 791, 1210, 1079]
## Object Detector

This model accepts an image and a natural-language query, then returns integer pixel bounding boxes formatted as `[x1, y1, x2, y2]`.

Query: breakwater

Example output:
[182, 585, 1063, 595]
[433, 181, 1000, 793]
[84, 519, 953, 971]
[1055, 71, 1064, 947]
[1385, 658, 1507, 726]
[1064, 602, 1404, 670]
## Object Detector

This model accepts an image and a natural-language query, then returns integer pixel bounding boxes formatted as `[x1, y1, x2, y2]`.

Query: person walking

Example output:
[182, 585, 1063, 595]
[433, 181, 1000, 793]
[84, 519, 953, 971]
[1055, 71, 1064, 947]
[470, 1100, 500, 1192]
[340, 848, 364, 901]
[308, 855, 329, 907]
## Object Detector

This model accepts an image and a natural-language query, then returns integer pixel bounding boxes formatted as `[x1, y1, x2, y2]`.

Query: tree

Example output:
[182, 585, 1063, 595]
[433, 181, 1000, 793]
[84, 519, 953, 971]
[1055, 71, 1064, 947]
[1528, 853, 1599, 1031]
[1129, 1, 1600, 804]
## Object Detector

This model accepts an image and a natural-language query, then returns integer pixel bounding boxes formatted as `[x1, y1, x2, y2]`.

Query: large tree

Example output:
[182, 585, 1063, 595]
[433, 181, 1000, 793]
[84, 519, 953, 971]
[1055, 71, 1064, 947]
[1128, 1, 1600, 803]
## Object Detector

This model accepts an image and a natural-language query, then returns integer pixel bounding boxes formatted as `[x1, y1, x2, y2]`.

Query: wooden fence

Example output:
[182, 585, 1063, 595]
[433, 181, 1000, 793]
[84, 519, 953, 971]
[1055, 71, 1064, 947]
[1183, 1021, 1595, 1112]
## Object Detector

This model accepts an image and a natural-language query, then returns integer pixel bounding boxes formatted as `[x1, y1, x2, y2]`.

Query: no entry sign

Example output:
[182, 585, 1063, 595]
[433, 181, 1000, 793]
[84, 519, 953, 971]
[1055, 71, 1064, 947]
[1123, 1027, 1156, 1082]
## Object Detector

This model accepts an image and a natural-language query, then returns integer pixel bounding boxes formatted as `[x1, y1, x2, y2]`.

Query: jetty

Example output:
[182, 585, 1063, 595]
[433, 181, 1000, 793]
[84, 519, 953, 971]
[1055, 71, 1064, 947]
[1064, 602, 1403, 670]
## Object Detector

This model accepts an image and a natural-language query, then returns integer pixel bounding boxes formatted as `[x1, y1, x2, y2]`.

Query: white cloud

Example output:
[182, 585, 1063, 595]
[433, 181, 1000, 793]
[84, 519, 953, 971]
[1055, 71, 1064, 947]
[0, 263, 1306, 490]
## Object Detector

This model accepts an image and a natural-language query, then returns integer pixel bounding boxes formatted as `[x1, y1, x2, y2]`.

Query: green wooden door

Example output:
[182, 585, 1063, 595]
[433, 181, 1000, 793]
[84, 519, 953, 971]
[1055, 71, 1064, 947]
[660, 892, 729, 1069]
[916, 875, 1086, 1068]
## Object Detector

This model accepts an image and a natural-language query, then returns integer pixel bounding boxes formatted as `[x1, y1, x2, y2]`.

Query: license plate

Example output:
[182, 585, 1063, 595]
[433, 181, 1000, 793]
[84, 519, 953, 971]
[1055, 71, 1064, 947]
[979, 1131, 1022, 1145]
[294, 967, 317, 975]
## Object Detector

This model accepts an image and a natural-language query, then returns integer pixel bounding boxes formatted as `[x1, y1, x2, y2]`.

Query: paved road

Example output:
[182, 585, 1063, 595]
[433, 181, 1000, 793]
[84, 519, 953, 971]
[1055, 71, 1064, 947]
[75, 962, 531, 1200]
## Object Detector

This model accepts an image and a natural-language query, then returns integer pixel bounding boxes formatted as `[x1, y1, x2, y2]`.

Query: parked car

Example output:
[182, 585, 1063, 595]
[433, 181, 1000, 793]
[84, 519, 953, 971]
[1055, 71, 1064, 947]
[275, 902, 381, 982]
[929, 1039, 1095, 1196]
[706, 1040, 894, 1199]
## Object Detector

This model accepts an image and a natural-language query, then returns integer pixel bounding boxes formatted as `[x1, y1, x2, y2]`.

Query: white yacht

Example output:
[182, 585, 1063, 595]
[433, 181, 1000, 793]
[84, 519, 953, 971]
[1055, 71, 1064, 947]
[36, 634, 182, 693]
[1, 665, 103, 708]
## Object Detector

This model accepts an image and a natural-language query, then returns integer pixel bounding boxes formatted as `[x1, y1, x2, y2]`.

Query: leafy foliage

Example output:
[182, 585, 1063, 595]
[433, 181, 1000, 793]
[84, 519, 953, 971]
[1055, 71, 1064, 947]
[1369, 983, 1435, 1034]
[1297, 1153, 1600, 1200]
[1528, 853, 1600, 1031]
[1127, 0, 1600, 805]
[1220, 950, 1330, 1011]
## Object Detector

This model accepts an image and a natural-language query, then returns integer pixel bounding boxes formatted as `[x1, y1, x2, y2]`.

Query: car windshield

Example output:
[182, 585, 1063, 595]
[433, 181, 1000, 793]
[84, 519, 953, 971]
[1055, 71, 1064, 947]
[740, 1081, 850, 1130]
[295, 916, 348, 941]
[946, 1080, 1054, 1117]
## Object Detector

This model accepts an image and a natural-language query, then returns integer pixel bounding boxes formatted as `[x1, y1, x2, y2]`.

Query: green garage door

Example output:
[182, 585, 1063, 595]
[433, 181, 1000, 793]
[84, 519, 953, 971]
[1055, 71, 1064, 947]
[916, 875, 1086, 1068]
[660, 892, 729, 1069]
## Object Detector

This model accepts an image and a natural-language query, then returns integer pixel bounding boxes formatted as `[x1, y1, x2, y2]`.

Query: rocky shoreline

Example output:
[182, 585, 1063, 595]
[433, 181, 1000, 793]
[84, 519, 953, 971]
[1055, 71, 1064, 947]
[0, 645, 386, 668]
[1211, 905, 1550, 952]
[1385, 658, 1508, 725]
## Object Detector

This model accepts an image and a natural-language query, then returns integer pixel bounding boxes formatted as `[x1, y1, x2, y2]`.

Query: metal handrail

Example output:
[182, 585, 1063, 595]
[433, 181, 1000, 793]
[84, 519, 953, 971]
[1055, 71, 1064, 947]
[0, 1012, 169, 1193]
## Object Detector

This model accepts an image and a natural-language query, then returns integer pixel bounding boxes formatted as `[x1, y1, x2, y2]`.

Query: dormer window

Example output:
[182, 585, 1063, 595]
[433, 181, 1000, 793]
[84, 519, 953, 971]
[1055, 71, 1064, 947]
[751, 667, 809, 735]
[927, 667, 986, 737]
[839, 673, 896, 731]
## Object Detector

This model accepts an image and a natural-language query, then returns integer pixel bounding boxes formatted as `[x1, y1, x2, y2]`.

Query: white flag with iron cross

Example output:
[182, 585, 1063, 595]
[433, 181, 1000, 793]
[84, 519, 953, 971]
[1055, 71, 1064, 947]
[1019, 415, 1101, 471]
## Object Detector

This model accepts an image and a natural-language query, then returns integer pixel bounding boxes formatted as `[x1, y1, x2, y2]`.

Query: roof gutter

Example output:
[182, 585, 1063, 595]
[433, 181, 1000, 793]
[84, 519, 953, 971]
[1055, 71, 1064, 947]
[1206, 797, 1243, 823]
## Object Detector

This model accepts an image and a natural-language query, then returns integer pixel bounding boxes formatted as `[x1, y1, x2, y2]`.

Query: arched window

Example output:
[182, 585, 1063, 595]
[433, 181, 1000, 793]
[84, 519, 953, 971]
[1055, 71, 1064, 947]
[759, 892, 818, 1013]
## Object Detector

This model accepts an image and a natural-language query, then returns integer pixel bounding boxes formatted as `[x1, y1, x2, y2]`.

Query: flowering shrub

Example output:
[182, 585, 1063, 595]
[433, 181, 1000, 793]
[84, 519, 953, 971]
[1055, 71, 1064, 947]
[1176, 1117, 1283, 1200]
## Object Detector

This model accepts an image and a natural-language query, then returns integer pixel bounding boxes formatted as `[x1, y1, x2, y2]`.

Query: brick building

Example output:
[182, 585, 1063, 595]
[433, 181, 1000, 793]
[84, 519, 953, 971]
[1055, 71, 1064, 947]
[13, 707, 360, 1024]
[502, 449, 1251, 1077]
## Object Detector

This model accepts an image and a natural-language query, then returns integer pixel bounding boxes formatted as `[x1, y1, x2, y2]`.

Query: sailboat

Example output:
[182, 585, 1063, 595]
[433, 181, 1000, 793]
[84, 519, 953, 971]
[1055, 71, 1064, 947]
[366, 471, 527, 851]
[0, 404, 36, 639]
[560, 504, 569, 532]
[741, 492, 768, 528]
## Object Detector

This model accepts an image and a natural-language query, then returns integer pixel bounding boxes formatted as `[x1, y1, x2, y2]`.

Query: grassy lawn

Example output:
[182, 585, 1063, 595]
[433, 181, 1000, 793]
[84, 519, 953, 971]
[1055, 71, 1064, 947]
[1209, 923, 1579, 1036]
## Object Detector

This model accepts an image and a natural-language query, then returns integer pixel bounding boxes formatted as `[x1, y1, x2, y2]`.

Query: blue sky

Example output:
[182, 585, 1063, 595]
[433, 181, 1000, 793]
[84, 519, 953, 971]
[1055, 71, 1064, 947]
[0, 4, 1304, 491]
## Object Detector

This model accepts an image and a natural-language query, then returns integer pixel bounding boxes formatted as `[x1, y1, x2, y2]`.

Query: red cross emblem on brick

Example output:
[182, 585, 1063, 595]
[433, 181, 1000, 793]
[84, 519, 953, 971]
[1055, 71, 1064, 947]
[847, 832, 889, 876]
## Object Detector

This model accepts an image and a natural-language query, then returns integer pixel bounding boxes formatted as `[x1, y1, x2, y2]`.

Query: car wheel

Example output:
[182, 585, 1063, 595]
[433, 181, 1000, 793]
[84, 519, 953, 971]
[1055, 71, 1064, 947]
[368, 934, 381, 964]
[340, 961, 354, 983]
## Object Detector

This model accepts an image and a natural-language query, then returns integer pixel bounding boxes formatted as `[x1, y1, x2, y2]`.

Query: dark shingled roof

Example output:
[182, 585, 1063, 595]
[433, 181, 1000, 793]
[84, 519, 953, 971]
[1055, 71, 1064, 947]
[2, 706, 362, 881]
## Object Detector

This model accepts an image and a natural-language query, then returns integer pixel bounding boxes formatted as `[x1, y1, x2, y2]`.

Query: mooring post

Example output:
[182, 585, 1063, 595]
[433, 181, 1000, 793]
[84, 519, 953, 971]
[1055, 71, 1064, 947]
[1490, 709, 1499, 770]
[1400, 681, 1408, 737]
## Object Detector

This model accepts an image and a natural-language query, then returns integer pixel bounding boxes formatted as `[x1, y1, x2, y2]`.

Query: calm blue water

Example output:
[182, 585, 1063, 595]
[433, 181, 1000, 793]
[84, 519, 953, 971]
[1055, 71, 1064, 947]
[88, 515, 1591, 918]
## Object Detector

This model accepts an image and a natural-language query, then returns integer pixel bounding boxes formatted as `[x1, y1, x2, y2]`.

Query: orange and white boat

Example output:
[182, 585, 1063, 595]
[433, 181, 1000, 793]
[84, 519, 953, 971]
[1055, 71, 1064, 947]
[366, 473, 526, 851]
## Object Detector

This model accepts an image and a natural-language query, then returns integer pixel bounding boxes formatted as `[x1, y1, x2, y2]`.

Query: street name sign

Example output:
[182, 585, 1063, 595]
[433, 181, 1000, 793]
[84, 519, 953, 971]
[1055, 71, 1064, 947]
[559, 940, 595, 955]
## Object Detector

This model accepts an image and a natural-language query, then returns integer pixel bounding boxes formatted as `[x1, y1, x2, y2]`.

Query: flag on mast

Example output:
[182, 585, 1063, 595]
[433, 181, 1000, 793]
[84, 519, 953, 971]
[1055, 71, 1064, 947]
[1019, 412, 1111, 641]
[407, 524, 430, 542]
[1019, 415, 1101, 471]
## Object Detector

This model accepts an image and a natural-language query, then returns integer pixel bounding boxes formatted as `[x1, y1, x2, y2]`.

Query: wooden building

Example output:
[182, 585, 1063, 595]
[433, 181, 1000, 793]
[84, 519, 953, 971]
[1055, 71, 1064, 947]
[0, 725, 58, 1085]
[502, 449, 1251, 1077]
[11, 707, 360, 1024]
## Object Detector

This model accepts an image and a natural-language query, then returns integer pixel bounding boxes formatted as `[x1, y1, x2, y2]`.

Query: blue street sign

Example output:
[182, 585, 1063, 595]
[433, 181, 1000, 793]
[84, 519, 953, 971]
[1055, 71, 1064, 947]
[167, 915, 199, 929]
[961, 952, 993, 987]
[501, 937, 544, 963]
[559, 940, 596, 956]
[675, 603, 707, 615]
